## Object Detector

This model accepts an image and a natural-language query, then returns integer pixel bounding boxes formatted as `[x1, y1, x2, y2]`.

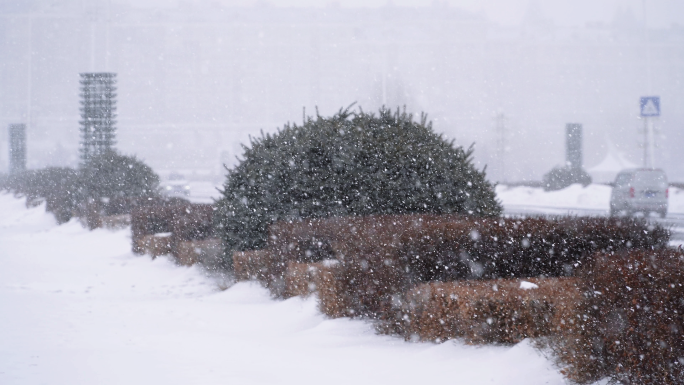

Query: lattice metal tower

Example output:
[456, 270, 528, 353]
[79, 73, 117, 163]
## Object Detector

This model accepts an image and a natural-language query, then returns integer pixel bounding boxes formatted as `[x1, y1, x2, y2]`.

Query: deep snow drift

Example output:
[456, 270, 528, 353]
[0, 193, 567, 385]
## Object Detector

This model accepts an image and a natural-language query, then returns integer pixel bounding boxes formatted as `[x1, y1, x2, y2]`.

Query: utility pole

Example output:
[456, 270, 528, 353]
[643, 116, 655, 168]
[495, 113, 507, 183]
[640, 97, 660, 168]
[26, 14, 32, 140]
[641, 0, 657, 168]
[105, 0, 112, 71]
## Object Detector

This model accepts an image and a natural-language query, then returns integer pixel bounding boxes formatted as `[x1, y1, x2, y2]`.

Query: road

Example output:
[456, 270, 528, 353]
[181, 184, 684, 243]
[503, 204, 684, 242]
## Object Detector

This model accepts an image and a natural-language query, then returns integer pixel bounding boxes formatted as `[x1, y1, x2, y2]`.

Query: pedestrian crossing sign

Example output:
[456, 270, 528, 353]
[640, 96, 660, 117]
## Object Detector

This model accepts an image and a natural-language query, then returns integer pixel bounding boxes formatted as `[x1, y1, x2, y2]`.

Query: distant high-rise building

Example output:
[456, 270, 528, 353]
[566, 123, 582, 169]
[8, 123, 26, 174]
[79, 73, 117, 163]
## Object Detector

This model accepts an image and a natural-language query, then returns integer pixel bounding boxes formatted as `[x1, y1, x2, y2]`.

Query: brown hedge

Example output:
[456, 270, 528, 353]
[131, 204, 177, 254]
[316, 261, 352, 318]
[404, 277, 582, 344]
[131, 202, 217, 258]
[175, 239, 222, 267]
[553, 249, 684, 384]
[283, 261, 325, 298]
[233, 250, 274, 283]
[267, 214, 668, 320]
[169, 204, 216, 243]
[136, 234, 173, 257]
[100, 214, 131, 230]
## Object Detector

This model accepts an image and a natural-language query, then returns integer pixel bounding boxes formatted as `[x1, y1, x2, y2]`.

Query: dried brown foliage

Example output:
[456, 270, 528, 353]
[404, 278, 582, 344]
[169, 204, 216, 243]
[100, 214, 131, 230]
[284, 261, 324, 298]
[131, 202, 217, 259]
[553, 249, 684, 384]
[316, 261, 353, 318]
[399, 216, 669, 282]
[267, 214, 667, 319]
[131, 204, 177, 254]
[176, 239, 222, 266]
[229, 214, 682, 384]
[232, 250, 274, 283]
[136, 234, 173, 257]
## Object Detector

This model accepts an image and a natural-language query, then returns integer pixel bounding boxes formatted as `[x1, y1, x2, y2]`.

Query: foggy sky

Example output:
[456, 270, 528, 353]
[1, 0, 683, 181]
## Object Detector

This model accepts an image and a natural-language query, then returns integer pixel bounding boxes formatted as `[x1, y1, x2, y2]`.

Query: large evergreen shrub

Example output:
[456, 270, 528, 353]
[2, 168, 80, 223]
[2, 151, 160, 225]
[216, 106, 501, 262]
[80, 150, 159, 200]
[37, 168, 80, 223]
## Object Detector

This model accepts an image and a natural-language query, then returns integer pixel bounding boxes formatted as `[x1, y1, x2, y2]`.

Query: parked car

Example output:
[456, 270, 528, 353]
[610, 168, 668, 218]
[162, 173, 191, 198]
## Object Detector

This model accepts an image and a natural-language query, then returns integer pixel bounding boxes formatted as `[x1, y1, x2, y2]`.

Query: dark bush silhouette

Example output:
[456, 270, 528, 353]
[2, 168, 80, 223]
[216, 106, 501, 265]
[1, 151, 161, 225]
[542, 166, 592, 191]
[80, 150, 159, 201]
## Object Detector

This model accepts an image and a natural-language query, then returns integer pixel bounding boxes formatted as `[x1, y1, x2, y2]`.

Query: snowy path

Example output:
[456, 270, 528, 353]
[0, 193, 567, 385]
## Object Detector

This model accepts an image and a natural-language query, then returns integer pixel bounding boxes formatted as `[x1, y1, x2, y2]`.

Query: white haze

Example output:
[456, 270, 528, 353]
[0, 0, 683, 181]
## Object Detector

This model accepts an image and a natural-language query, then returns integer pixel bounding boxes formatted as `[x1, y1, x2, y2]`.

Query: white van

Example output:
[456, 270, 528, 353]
[610, 169, 668, 218]
[162, 173, 191, 198]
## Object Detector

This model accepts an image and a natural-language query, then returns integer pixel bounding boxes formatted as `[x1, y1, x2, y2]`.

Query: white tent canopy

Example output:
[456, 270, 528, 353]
[588, 138, 638, 184]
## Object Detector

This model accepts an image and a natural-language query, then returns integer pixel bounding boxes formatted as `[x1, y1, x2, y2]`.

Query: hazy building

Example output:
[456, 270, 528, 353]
[565, 124, 582, 170]
[8, 123, 26, 174]
[1, 2, 683, 180]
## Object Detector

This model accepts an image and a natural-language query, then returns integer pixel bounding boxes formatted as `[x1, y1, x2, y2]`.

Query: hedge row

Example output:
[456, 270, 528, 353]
[264, 214, 668, 316]
[402, 277, 582, 344]
[553, 249, 684, 384]
[233, 213, 678, 383]
[131, 202, 219, 265]
[1, 152, 160, 226]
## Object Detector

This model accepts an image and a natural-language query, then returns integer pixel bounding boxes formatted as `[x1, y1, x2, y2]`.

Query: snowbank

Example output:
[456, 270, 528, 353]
[497, 184, 684, 214]
[497, 184, 611, 211]
[669, 187, 684, 214]
[187, 181, 222, 204]
[0, 192, 567, 385]
[0, 194, 564, 384]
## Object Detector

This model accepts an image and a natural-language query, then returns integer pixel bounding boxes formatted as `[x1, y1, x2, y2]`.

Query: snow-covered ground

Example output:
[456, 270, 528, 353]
[497, 184, 684, 214]
[497, 184, 611, 211]
[0, 193, 568, 385]
[192, 182, 684, 214]
[187, 181, 222, 204]
[496, 184, 684, 248]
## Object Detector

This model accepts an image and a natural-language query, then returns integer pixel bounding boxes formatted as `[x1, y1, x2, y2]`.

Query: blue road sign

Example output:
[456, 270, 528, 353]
[640, 96, 660, 117]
